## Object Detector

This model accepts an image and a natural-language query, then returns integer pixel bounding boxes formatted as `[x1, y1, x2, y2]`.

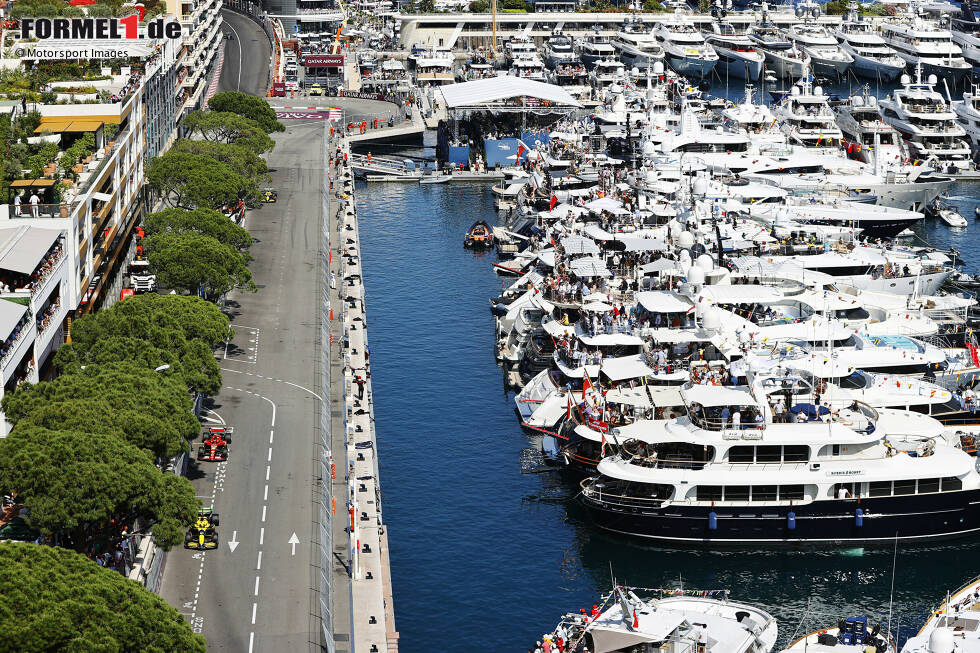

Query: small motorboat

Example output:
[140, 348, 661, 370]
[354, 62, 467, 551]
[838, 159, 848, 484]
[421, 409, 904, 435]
[464, 221, 494, 248]
[939, 206, 969, 228]
[974, 206, 980, 220]
[420, 173, 452, 184]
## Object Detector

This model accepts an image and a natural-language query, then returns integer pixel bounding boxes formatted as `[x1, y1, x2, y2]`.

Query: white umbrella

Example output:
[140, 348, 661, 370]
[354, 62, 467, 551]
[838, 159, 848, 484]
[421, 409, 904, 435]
[583, 301, 613, 312]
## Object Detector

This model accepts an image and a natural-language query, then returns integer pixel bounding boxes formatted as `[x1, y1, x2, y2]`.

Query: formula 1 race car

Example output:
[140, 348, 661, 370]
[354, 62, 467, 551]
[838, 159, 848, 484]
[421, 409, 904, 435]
[197, 426, 232, 462]
[184, 509, 219, 550]
[262, 188, 278, 203]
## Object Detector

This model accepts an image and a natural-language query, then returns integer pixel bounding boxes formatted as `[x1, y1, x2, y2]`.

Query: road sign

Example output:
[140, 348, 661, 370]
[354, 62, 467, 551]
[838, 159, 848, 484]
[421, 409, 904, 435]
[288, 532, 299, 555]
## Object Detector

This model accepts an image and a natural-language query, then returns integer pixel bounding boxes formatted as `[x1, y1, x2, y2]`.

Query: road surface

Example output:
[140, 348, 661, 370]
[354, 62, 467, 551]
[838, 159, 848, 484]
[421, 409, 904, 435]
[219, 10, 271, 96]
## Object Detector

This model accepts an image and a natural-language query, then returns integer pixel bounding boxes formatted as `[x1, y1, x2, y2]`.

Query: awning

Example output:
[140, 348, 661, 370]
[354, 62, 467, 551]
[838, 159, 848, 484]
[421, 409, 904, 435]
[34, 119, 104, 133]
[697, 285, 784, 304]
[636, 291, 694, 313]
[9, 179, 57, 189]
[599, 354, 654, 381]
[0, 227, 60, 275]
[580, 333, 644, 347]
[0, 300, 27, 341]
[681, 384, 759, 408]
[91, 192, 113, 202]
[618, 237, 667, 252]
[569, 256, 611, 278]
[561, 236, 600, 256]
[640, 259, 681, 274]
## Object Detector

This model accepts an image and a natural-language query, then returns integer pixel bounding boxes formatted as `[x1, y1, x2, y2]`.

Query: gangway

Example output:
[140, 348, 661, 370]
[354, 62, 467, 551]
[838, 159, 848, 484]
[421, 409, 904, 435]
[349, 153, 427, 177]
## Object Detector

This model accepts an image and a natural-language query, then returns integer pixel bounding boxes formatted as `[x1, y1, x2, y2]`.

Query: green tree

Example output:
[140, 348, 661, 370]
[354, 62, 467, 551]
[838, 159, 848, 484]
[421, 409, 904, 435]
[144, 207, 253, 251]
[183, 111, 275, 154]
[823, 0, 847, 13]
[146, 151, 255, 209]
[2, 362, 200, 457]
[172, 138, 269, 186]
[0, 542, 206, 652]
[208, 91, 285, 133]
[469, 0, 487, 9]
[0, 427, 199, 547]
[146, 233, 256, 300]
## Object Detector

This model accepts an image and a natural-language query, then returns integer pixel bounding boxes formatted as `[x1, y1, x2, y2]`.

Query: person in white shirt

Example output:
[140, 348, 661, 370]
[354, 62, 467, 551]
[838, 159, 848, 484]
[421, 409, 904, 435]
[12, 192, 22, 216]
[732, 410, 741, 430]
[28, 192, 40, 217]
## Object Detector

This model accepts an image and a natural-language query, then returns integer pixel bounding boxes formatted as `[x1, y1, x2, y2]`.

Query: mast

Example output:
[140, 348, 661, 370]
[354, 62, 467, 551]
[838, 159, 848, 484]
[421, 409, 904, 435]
[491, 0, 497, 54]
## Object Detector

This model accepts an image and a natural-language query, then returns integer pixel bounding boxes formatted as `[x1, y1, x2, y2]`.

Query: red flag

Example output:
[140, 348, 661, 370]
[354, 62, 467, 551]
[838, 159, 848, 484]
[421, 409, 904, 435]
[601, 430, 607, 457]
[549, 195, 558, 210]
[516, 144, 526, 161]
[567, 394, 574, 420]
[633, 610, 639, 628]
[582, 372, 593, 400]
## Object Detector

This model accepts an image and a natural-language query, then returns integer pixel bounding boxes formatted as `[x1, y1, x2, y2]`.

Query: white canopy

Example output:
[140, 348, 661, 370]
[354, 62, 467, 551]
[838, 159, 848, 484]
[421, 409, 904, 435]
[636, 291, 694, 314]
[618, 237, 668, 252]
[580, 333, 644, 347]
[569, 256, 611, 278]
[0, 299, 27, 341]
[585, 197, 629, 215]
[599, 354, 654, 381]
[582, 301, 613, 312]
[681, 384, 759, 408]
[561, 236, 601, 256]
[640, 259, 680, 274]
[439, 76, 582, 109]
[697, 285, 784, 304]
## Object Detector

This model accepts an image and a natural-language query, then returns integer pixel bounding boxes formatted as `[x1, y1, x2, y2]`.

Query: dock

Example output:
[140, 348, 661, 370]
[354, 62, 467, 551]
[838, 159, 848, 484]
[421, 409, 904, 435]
[327, 132, 399, 653]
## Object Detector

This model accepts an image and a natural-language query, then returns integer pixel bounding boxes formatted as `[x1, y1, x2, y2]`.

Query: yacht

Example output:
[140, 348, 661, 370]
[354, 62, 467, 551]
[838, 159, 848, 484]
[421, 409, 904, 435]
[544, 586, 778, 653]
[510, 52, 547, 81]
[549, 59, 591, 100]
[457, 54, 496, 81]
[782, 22, 854, 78]
[611, 16, 666, 69]
[543, 30, 577, 69]
[412, 49, 455, 86]
[901, 575, 980, 653]
[835, 91, 909, 165]
[579, 30, 617, 69]
[750, 23, 809, 79]
[705, 21, 766, 81]
[952, 83, 980, 150]
[655, 22, 719, 78]
[880, 18, 972, 83]
[590, 55, 627, 95]
[878, 68, 973, 172]
[782, 616, 895, 653]
[504, 33, 538, 66]
[772, 79, 844, 151]
[834, 16, 907, 82]
[577, 374, 980, 544]
[951, 2, 980, 66]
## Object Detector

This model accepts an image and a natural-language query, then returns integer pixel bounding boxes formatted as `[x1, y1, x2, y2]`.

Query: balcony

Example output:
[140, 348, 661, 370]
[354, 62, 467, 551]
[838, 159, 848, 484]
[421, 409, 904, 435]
[0, 311, 35, 385]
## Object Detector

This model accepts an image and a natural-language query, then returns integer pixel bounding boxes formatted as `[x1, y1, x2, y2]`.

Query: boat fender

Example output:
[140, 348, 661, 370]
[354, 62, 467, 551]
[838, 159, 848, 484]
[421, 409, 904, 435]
[787, 511, 796, 530]
[708, 511, 717, 531]
[855, 508, 864, 528]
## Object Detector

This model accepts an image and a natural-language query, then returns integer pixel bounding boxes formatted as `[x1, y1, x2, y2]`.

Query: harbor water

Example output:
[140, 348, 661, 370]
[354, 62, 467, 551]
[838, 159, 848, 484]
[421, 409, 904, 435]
[356, 177, 980, 650]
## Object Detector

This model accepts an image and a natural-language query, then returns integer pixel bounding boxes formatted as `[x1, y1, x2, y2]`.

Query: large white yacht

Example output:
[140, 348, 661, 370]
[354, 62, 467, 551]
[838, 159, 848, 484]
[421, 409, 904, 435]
[951, 2, 980, 66]
[782, 17, 854, 78]
[900, 575, 980, 653]
[543, 30, 577, 69]
[411, 49, 455, 86]
[590, 56, 627, 95]
[705, 20, 766, 81]
[772, 79, 844, 151]
[878, 68, 973, 171]
[544, 586, 778, 653]
[835, 91, 909, 165]
[504, 33, 538, 66]
[880, 18, 972, 82]
[655, 21, 719, 78]
[579, 30, 617, 69]
[750, 23, 809, 79]
[611, 16, 666, 68]
[577, 373, 980, 544]
[833, 16, 907, 82]
[509, 52, 547, 81]
[952, 83, 980, 150]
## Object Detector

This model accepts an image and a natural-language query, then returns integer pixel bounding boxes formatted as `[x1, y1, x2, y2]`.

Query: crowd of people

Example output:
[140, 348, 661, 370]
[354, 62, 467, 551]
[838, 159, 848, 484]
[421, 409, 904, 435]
[37, 296, 61, 332]
[0, 312, 33, 367]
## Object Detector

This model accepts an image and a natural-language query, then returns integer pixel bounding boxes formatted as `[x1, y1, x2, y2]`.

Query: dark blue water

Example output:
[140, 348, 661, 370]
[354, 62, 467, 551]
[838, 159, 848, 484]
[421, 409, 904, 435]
[357, 180, 980, 651]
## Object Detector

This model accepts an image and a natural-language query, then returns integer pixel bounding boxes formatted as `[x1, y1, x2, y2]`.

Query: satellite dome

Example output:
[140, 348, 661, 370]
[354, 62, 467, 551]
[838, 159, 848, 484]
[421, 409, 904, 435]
[688, 266, 706, 285]
[678, 231, 696, 249]
[868, 96, 877, 107]
[900, 74, 911, 85]
[928, 74, 938, 85]
[791, 86, 801, 96]
[696, 253, 714, 272]
[654, 62, 665, 74]
[702, 307, 722, 330]
[692, 177, 708, 197]
[852, 95, 864, 108]
[929, 629, 955, 653]
[679, 248, 693, 263]
[814, 86, 823, 96]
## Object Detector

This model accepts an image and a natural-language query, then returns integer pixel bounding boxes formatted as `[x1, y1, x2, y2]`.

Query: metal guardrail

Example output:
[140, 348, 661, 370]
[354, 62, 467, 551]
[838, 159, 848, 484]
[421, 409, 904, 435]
[319, 120, 335, 653]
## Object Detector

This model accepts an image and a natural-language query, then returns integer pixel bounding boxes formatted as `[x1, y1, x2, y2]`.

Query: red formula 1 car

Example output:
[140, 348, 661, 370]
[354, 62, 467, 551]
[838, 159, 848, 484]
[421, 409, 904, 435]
[197, 427, 233, 462]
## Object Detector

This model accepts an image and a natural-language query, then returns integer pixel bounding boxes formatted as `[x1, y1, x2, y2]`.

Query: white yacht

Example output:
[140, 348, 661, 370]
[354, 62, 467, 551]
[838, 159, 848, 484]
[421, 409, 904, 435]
[952, 83, 980, 150]
[834, 16, 907, 82]
[951, 2, 980, 66]
[880, 18, 972, 82]
[782, 616, 896, 653]
[705, 21, 766, 81]
[412, 49, 455, 86]
[878, 68, 973, 171]
[579, 30, 617, 69]
[504, 33, 538, 66]
[590, 56, 627, 95]
[545, 586, 778, 653]
[655, 21, 719, 78]
[772, 79, 844, 151]
[901, 575, 980, 653]
[782, 21, 854, 78]
[577, 373, 980, 544]
[750, 23, 810, 79]
[835, 91, 909, 165]
[611, 16, 666, 68]
[549, 59, 591, 100]
[543, 30, 577, 69]
[509, 52, 547, 81]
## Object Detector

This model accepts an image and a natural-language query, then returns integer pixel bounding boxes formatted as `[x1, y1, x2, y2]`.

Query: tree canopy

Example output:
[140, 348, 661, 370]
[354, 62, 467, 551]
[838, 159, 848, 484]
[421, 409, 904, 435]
[144, 207, 253, 251]
[55, 295, 228, 395]
[0, 426, 199, 548]
[146, 151, 255, 209]
[183, 111, 275, 154]
[2, 362, 200, 458]
[172, 138, 269, 186]
[146, 233, 256, 301]
[208, 91, 284, 133]
[0, 542, 206, 652]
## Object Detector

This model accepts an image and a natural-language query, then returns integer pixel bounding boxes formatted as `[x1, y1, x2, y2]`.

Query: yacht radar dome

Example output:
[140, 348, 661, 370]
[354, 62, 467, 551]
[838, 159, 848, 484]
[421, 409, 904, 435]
[929, 629, 955, 653]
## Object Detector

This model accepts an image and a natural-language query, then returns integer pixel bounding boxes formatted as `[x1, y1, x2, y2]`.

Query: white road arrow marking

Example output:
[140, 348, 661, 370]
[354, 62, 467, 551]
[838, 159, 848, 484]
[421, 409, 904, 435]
[228, 530, 240, 553]
[288, 532, 299, 555]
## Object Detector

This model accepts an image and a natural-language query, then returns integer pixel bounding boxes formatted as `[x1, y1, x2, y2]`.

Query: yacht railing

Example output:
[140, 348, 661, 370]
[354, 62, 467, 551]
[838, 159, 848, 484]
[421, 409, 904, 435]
[579, 477, 670, 510]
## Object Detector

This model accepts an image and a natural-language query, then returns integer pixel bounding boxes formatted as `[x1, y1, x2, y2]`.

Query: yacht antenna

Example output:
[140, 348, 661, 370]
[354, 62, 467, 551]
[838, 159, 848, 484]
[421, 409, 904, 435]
[886, 533, 898, 640]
